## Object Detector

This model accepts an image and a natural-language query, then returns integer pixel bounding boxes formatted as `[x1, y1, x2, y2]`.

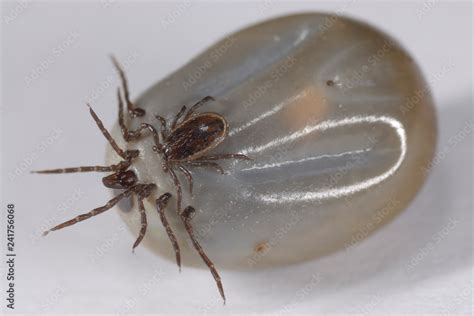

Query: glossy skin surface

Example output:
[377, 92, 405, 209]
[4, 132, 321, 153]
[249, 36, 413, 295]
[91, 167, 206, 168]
[107, 13, 437, 269]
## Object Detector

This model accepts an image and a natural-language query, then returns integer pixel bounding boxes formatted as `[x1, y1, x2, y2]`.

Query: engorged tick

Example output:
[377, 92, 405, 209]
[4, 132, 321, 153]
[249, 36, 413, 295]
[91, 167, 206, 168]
[32, 56, 250, 304]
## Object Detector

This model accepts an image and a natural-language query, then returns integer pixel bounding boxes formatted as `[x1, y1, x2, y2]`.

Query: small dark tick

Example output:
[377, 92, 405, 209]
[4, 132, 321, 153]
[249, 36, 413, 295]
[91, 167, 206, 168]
[32, 56, 251, 304]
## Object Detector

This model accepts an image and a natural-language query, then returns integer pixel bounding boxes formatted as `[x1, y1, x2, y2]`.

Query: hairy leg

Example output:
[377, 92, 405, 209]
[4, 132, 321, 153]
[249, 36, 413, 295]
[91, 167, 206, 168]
[184, 96, 215, 120]
[110, 55, 145, 117]
[156, 193, 181, 270]
[171, 105, 187, 130]
[177, 165, 193, 194]
[132, 198, 147, 251]
[43, 184, 142, 236]
[168, 167, 183, 213]
[181, 206, 225, 304]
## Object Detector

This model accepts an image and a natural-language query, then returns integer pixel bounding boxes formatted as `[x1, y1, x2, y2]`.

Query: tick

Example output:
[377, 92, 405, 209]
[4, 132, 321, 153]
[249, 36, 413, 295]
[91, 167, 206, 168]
[33, 57, 250, 304]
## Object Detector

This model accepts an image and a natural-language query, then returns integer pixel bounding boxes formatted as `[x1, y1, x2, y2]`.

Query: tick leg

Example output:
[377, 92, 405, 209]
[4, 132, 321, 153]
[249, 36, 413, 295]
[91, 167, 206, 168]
[177, 165, 193, 195]
[110, 55, 145, 117]
[87, 104, 131, 160]
[168, 167, 183, 214]
[125, 122, 163, 153]
[132, 197, 147, 252]
[186, 161, 224, 175]
[181, 206, 225, 304]
[31, 159, 132, 175]
[154, 115, 168, 141]
[196, 153, 251, 161]
[171, 105, 187, 130]
[131, 183, 156, 251]
[43, 185, 139, 236]
[117, 88, 141, 142]
[31, 165, 116, 174]
[156, 193, 181, 270]
[184, 96, 215, 120]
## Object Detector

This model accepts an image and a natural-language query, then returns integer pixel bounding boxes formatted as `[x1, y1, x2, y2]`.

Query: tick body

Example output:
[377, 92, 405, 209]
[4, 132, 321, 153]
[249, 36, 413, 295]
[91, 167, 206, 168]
[32, 13, 438, 306]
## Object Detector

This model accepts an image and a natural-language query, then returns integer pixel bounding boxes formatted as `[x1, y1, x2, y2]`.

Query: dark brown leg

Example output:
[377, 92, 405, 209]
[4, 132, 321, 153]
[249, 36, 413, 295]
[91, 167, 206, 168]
[31, 165, 116, 174]
[138, 123, 162, 150]
[184, 96, 215, 120]
[168, 167, 182, 214]
[186, 161, 224, 175]
[154, 115, 168, 141]
[156, 193, 181, 270]
[171, 105, 187, 130]
[132, 197, 147, 251]
[31, 160, 132, 175]
[181, 206, 225, 304]
[43, 185, 140, 236]
[117, 88, 141, 142]
[124, 122, 163, 152]
[87, 104, 131, 160]
[110, 55, 145, 117]
[131, 184, 156, 251]
[177, 165, 193, 194]
[196, 153, 251, 161]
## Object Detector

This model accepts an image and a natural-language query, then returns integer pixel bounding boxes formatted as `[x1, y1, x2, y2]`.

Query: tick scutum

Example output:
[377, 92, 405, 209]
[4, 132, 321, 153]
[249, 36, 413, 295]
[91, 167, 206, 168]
[164, 113, 228, 162]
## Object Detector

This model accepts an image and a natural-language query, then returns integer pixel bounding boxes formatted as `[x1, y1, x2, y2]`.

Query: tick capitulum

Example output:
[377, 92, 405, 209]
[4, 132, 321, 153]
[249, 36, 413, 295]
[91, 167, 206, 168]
[32, 57, 250, 304]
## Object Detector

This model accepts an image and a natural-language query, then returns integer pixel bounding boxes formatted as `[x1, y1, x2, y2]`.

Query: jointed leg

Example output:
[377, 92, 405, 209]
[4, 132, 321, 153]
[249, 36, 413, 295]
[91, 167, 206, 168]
[132, 183, 156, 251]
[117, 88, 141, 142]
[137, 123, 162, 150]
[110, 55, 145, 117]
[168, 167, 183, 214]
[177, 165, 193, 194]
[43, 185, 140, 236]
[87, 104, 131, 160]
[171, 105, 187, 130]
[31, 159, 132, 175]
[181, 206, 225, 304]
[31, 165, 117, 174]
[154, 115, 168, 141]
[132, 197, 147, 251]
[184, 96, 215, 120]
[156, 193, 181, 270]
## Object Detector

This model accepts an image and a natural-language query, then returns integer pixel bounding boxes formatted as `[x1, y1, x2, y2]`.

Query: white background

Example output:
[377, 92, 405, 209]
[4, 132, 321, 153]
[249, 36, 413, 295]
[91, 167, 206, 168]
[1, 1, 472, 314]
